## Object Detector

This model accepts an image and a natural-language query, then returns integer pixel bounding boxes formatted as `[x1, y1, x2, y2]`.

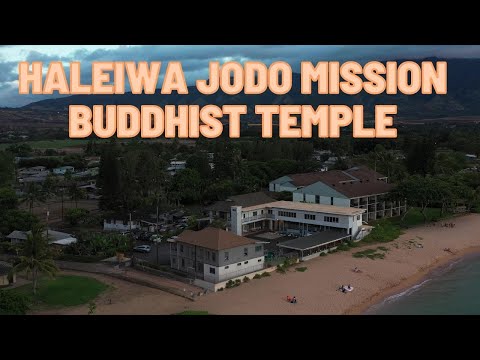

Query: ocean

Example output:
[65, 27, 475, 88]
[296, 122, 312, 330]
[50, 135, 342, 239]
[366, 253, 480, 315]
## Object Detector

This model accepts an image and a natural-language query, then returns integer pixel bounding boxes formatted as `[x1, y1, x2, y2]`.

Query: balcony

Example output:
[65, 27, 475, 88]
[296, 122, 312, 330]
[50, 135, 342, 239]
[242, 214, 273, 224]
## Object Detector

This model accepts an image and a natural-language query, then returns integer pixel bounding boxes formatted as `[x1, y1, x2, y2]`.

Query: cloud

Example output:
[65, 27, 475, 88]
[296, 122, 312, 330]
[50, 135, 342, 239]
[1, 45, 480, 107]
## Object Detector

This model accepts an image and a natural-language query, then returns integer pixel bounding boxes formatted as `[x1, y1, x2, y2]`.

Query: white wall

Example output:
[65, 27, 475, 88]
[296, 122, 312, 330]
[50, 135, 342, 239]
[103, 220, 140, 232]
[194, 264, 276, 292]
[203, 256, 265, 283]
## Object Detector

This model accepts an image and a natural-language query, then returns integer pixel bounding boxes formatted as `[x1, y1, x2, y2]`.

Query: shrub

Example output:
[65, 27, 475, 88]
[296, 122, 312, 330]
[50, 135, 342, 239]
[295, 267, 308, 272]
[320, 252, 327, 257]
[0, 290, 30, 315]
[261, 272, 271, 277]
[276, 265, 286, 274]
[243, 276, 250, 283]
[65, 208, 90, 226]
[337, 244, 350, 252]
[253, 274, 262, 279]
[235, 279, 241, 286]
[225, 280, 235, 289]
[217, 287, 224, 291]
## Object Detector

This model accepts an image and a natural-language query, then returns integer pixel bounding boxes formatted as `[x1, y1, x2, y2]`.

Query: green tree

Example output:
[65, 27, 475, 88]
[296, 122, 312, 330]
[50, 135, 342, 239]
[0, 151, 15, 186]
[21, 183, 46, 213]
[0, 187, 18, 210]
[68, 182, 86, 209]
[11, 225, 58, 295]
[0, 209, 39, 236]
[186, 153, 212, 179]
[98, 144, 122, 210]
[170, 169, 204, 204]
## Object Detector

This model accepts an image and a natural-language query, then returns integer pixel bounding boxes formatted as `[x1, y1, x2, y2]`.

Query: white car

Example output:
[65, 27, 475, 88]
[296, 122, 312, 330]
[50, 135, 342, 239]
[133, 245, 151, 253]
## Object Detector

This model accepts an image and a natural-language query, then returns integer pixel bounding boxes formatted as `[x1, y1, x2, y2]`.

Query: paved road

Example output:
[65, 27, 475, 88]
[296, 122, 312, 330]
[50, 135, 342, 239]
[133, 241, 171, 265]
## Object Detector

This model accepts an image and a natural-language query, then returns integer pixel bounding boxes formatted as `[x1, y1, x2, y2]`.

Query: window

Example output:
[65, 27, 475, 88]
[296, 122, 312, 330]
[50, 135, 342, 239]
[212, 252, 216, 261]
[237, 263, 242, 266]
[243, 214, 246, 218]
[268, 209, 272, 214]
[315, 195, 320, 204]
[331, 197, 334, 205]
[224, 251, 229, 261]
[253, 211, 257, 216]
[244, 248, 248, 256]
[244, 261, 248, 264]
[305, 214, 315, 220]
[324, 216, 339, 223]
[255, 245, 262, 252]
[181, 258, 185, 267]
[180, 245, 184, 253]
[261, 210, 264, 214]
[278, 211, 297, 218]
[258, 259, 262, 262]
[225, 266, 229, 269]
[197, 262, 203, 271]
[303, 193, 306, 202]
[209, 267, 215, 274]
[206, 251, 210, 259]
[357, 215, 360, 220]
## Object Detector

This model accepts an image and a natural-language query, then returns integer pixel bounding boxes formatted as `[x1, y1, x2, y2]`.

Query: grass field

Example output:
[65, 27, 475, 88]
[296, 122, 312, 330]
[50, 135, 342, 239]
[175, 311, 210, 315]
[10, 275, 108, 310]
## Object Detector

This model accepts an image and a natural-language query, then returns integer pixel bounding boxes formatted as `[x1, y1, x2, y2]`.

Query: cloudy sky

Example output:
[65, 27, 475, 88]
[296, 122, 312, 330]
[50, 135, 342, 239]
[1, 45, 480, 107]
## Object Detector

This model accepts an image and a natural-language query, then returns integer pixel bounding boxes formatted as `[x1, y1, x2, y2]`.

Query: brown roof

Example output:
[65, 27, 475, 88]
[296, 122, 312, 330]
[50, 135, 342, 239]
[289, 166, 392, 198]
[331, 180, 393, 198]
[176, 227, 256, 251]
[205, 191, 276, 213]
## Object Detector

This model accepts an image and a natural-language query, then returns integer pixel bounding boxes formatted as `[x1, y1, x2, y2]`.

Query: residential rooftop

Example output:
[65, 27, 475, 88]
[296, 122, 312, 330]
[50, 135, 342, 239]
[205, 191, 276, 213]
[273, 166, 393, 198]
[174, 227, 257, 251]
[242, 200, 365, 216]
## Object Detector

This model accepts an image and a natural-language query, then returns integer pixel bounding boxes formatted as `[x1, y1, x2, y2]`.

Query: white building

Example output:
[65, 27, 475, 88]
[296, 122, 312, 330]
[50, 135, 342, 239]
[167, 160, 186, 175]
[269, 166, 406, 222]
[53, 166, 75, 175]
[103, 219, 140, 232]
[230, 200, 369, 241]
[169, 227, 265, 291]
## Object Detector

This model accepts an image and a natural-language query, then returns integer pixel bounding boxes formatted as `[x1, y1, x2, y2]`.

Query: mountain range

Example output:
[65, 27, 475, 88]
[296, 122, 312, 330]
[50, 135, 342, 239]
[15, 58, 480, 121]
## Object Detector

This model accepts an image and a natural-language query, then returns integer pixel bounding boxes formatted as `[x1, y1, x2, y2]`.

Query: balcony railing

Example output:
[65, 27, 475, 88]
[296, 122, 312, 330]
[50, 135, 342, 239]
[242, 214, 273, 224]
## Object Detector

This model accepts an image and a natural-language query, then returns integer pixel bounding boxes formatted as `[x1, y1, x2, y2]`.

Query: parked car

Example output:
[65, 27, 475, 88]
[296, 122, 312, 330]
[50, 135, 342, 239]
[133, 245, 151, 253]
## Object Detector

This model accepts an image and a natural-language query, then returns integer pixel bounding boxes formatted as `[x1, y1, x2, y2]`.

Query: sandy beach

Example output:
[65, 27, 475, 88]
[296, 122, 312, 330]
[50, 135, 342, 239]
[36, 213, 480, 315]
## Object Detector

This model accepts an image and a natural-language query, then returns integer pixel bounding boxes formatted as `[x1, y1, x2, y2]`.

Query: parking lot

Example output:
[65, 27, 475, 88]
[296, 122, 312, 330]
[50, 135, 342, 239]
[133, 241, 171, 265]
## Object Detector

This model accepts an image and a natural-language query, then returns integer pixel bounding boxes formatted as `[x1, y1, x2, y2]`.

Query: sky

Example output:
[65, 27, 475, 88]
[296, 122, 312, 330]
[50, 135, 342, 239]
[1, 45, 480, 107]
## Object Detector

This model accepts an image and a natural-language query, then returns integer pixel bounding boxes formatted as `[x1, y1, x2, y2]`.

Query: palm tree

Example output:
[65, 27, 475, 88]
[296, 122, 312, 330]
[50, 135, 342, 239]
[11, 225, 58, 295]
[21, 183, 46, 213]
[68, 181, 85, 208]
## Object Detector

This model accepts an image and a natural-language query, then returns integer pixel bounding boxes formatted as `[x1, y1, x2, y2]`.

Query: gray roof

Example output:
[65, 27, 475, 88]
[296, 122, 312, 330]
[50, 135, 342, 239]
[0, 261, 12, 276]
[277, 231, 351, 251]
[205, 192, 276, 213]
[6, 230, 76, 244]
[6, 230, 28, 241]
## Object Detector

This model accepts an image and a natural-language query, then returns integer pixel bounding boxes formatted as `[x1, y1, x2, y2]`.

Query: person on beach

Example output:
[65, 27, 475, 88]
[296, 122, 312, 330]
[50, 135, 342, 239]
[291, 296, 297, 304]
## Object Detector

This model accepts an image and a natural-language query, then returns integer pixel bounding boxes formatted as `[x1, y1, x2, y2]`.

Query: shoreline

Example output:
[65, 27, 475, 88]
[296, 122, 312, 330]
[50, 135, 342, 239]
[345, 244, 480, 315]
[32, 213, 480, 315]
